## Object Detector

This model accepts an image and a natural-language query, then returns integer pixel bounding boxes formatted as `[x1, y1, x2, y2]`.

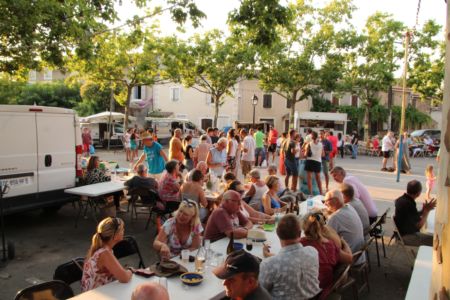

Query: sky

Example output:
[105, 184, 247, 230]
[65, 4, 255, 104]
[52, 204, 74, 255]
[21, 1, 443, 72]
[115, 0, 447, 37]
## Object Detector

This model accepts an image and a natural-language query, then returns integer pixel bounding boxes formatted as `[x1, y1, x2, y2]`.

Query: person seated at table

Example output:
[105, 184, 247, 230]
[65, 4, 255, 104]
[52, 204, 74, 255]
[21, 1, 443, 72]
[124, 164, 158, 199]
[158, 160, 182, 213]
[132, 282, 169, 300]
[340, 183, 370, 237]
[394, 180, 436, 247]
[213, 249, 271, 300]
[153, 199, 203, 259]
[260, 214, 321, 299]
[227, 180, 274, 224]
[261, 175, 287, 215]
[180, 169, 209, 221]
[324, 189, 366, 264]
[85, 156, 125, 212]
[268, 164, 303, 204]
[300, 212, 353, 299]
[204, 190, 253, 242]
[223, 172, 236, 184]
[245, 169, 269, 209]
[81, 217, 132, 291]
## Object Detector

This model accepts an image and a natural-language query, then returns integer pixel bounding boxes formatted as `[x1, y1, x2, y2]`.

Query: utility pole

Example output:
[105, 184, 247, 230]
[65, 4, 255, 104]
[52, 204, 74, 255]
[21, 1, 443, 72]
[396, 31, 411, 182]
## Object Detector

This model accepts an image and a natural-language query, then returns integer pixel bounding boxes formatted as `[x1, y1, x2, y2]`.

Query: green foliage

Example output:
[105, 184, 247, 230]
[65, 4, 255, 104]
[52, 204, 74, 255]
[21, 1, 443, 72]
[75, 81, 118, 116]
[0, 0, 116, 74]
[160, 30, 254, 127]
[341, 12, 404, 140]
[0, 78, 25, 104]
[228, 0, 290, 47]
[408, 20, 444, 106]
[337, 105, 364, 133]
[391, 105, 432, 130]
[311, 93, 336, 112]
[15, 81, 81, 108]
[254, 0, 355, 128]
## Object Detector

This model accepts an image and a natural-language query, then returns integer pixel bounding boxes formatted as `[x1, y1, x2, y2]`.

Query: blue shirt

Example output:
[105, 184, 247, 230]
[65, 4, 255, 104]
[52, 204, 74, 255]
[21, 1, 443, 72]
[321, 139, 332, 161]
[144, 142, 165, 174]
[261, 194, 281, 213]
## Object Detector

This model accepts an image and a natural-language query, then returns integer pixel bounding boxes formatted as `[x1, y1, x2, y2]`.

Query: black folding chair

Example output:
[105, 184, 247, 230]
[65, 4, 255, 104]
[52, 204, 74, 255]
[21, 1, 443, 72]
[369, 207, 390, 267]
[113, 235, 146, 268]
[128, 187, 161, 229]
[53, 257, 84, 286]
[326, 264, 358, 300]
[15, 280, 74, 300]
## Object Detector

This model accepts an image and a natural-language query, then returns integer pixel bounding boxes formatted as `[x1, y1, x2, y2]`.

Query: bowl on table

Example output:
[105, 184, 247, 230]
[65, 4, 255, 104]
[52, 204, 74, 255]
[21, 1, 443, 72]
[180, 272, 203, 286]
[233, 242, 244, 251]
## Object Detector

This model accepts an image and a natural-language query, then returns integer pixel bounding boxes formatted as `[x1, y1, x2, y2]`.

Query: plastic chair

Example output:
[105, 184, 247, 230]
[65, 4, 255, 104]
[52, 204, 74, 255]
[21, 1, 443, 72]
[15, 280, 74, 300]
[369, 207, 390, 267]
[113, 235, 146, 268]
[53, 257, 84, 285]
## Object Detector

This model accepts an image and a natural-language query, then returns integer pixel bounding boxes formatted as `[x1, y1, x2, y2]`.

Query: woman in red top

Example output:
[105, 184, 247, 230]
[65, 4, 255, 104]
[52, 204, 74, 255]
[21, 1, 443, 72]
[300, 212, 353, 299]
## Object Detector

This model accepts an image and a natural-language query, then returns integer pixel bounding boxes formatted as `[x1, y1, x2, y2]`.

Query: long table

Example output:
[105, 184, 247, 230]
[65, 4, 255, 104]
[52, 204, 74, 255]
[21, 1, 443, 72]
[405, 246, 433, 300]
[69, 196, 324, 299]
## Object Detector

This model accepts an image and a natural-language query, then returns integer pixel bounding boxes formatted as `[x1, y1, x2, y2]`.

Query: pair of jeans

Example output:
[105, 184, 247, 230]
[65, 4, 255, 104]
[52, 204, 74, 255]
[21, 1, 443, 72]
[352, 145, 358, 158]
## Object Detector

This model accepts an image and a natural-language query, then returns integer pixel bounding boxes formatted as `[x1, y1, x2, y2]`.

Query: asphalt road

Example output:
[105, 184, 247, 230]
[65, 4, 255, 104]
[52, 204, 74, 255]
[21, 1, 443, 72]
[0, 149, 438, 299]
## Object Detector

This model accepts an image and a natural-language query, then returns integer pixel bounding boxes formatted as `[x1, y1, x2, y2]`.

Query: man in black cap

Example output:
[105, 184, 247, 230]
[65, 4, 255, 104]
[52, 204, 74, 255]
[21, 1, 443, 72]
[213, 250, 271, 300]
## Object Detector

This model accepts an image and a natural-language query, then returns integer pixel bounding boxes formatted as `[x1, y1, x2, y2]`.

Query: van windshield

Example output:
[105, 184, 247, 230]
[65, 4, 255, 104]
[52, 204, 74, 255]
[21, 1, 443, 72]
[114, 124, 124, 133]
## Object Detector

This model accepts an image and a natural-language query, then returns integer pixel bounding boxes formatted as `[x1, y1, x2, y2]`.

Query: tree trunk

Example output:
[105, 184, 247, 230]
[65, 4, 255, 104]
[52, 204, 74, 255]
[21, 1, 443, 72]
[290, 91, 297, 129]
[364, 105, 370, 144]
[213, 94, 220, 127]
[124, 85, 132, 130]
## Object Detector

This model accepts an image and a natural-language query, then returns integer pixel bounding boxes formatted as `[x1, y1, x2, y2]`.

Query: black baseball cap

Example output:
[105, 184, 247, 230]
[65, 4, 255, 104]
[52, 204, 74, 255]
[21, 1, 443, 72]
[213, 250, 260, 279]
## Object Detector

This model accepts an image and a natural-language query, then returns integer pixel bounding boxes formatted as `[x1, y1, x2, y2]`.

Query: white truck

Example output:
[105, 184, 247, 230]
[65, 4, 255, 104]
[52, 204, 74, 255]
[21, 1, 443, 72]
[297, 111, 348, 137]
[0, 105, 83, 214]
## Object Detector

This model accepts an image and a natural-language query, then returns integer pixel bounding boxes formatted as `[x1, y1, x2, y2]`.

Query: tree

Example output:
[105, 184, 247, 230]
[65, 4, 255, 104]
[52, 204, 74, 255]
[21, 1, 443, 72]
[75, 81, 118, 117]
[0, 0, 205, 75]
[257, 0, 355, 128]
[228, 0, 290, 47]
[68, 30, 165, 128]
[16, 81, 81, 108]
[337, 105, 364, 134]
[408, 20, 444, 106]
[341, 12, 404, 141]
[160, 30, 253, 127]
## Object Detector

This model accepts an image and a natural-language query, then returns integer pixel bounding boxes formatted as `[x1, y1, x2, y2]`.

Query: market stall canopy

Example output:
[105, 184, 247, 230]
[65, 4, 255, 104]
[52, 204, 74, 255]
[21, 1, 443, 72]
[79, 111, 136, 123]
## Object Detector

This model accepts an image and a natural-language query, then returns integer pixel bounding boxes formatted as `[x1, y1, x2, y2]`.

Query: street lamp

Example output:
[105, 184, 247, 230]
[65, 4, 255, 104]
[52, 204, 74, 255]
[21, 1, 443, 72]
[251, 94, 258, 129]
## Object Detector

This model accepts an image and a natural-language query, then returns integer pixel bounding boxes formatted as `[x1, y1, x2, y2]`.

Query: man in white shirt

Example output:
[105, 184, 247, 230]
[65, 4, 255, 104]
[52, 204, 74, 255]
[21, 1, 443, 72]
[340, 183, 370, 237]
[240, 129, 256, 177]
[381, 131, 395, 171]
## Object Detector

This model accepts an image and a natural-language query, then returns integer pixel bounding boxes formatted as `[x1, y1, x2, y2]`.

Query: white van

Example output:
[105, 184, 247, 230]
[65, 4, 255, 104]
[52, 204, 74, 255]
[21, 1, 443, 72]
[144, 117, 202, 144]
[0, 105, 83, 214]
[80, 121, 124, 148]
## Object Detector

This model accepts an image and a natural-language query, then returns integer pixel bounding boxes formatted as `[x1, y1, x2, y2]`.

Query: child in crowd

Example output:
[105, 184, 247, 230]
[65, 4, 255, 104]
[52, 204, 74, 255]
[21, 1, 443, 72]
[425, 164, 436, 200]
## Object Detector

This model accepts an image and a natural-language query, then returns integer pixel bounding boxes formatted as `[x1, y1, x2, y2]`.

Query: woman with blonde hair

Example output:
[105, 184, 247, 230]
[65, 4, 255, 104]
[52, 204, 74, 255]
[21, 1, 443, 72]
[246, 169, 269, 210]
[300, 211, 353, 299]
[81, 217, 132, 291]
[261, 175, 287, 215]
[153, 199, 203, 259]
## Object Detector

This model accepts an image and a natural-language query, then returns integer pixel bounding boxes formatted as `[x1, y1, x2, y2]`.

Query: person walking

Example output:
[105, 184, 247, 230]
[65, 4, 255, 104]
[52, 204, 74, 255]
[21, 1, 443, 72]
[134, 133, 168, 179]
[283, 129, 299, 191]
[337, 132, 344, 159]
[82, 127, 92, 157]
[254, 127, 266, 167]
[350, 131, 359, 159]
[226, 129, 238, 175]
[267, 125, 278, 164]
[381, 131, 395, 171]
[305, 131, 324, 196]
[240, 129, 256, 178]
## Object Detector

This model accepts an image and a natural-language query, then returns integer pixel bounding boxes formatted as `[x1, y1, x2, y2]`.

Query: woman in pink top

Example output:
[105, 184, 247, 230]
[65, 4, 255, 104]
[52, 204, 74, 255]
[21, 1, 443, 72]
[81, 217, 132, 292]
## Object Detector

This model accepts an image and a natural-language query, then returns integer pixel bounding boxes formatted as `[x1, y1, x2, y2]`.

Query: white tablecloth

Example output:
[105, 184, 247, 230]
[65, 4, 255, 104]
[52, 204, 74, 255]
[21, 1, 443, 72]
[405, 246, 433, 300]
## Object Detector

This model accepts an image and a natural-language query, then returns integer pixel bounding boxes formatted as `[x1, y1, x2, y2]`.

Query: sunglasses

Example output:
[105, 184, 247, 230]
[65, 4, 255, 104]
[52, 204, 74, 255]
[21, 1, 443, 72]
[182, 198, 198, 208]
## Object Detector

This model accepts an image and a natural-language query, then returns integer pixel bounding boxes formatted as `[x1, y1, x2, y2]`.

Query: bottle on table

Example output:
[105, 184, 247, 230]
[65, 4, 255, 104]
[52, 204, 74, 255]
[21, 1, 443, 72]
[195, 245, 206, 273]
[226, 231, 234, 254]
[294, 197, 300, 215]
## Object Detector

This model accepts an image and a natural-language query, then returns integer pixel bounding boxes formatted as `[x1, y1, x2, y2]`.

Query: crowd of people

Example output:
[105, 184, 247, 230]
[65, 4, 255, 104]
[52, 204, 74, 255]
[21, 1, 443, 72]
[77, 124, 437, 300]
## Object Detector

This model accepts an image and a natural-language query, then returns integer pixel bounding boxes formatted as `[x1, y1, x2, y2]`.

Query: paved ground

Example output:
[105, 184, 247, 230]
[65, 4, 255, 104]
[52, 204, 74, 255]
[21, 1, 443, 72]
[0, 148, 438, 300]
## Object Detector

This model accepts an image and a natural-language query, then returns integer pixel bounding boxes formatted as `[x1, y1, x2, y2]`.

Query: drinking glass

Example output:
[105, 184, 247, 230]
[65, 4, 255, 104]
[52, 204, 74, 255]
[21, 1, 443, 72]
[181, 250, 189, 264]
[246, 238, 253, 251]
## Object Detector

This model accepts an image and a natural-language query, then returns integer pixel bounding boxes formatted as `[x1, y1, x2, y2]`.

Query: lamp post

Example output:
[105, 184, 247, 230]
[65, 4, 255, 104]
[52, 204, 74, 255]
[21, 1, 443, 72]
[251, 94, 258, 129]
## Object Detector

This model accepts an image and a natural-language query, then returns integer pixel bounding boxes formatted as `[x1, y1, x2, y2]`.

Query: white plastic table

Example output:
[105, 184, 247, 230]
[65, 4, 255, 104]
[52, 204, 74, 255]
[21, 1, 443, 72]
[64, 181, 125, 197]
[70, 229, 281, 300]
[405, 245, 433, 300]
